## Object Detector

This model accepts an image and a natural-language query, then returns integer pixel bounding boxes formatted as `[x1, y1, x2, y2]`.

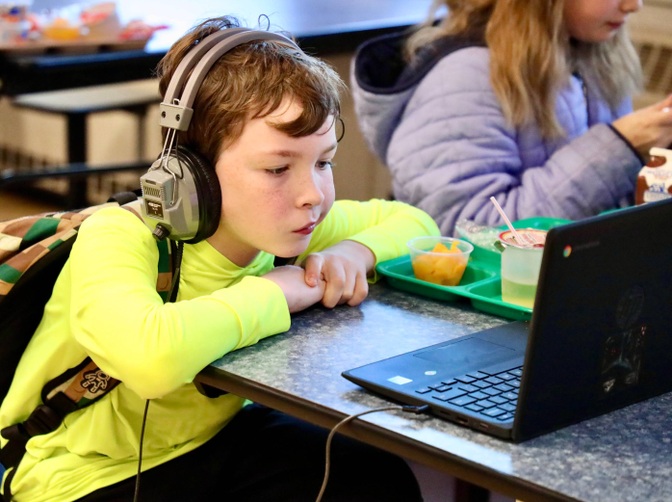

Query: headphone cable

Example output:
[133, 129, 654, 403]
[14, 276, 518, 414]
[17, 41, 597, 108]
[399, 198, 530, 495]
[131, 242, 179, 501]
[315, 404, 429, 502]
[133, 399, 151, 502]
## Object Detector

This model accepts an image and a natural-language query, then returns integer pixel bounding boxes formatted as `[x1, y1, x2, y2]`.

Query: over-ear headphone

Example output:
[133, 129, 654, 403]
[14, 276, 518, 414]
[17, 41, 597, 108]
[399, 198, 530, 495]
[140, 28, 302, 243]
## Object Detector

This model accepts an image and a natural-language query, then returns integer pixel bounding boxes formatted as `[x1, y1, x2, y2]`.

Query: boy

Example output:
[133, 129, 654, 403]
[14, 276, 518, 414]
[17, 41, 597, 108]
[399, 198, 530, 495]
[0, 16, 438, 501]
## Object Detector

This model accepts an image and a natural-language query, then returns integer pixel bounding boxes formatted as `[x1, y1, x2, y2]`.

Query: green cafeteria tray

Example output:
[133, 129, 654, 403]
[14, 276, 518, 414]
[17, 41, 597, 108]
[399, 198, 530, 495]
[376, 217, 571, 321]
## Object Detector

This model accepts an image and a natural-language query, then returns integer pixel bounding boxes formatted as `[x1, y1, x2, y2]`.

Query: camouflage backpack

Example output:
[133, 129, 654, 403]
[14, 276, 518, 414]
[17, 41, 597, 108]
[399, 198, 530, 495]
[0, 193, 178, 496]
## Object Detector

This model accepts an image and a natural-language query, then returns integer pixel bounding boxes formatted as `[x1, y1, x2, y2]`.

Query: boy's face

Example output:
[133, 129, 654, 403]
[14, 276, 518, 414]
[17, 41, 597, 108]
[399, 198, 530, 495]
[212, 98, 337, 266]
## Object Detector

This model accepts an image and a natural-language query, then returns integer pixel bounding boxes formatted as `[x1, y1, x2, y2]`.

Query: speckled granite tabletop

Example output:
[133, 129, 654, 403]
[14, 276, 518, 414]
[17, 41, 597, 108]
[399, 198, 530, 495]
[205, 284, 672, 502]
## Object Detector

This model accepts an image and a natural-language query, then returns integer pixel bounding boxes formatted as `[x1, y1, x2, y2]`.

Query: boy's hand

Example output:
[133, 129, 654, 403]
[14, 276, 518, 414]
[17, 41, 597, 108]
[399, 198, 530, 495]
[302, 240, 375, 308]
[263, 265, 326, 313]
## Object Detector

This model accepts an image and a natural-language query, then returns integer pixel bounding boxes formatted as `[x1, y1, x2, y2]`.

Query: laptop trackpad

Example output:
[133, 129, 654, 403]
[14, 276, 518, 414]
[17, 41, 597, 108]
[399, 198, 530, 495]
[414, 337, 515, 374]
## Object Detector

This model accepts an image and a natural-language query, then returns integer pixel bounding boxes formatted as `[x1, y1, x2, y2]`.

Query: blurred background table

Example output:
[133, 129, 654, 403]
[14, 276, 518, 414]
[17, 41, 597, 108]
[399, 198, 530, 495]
[0, 0, 433, 96]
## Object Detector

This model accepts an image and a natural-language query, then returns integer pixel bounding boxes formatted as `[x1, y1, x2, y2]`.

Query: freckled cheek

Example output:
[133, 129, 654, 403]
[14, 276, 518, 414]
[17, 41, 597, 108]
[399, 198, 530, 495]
[321, 178, 336, 206]
[219, 179, 266, 218]
[258, 189, 293, 218]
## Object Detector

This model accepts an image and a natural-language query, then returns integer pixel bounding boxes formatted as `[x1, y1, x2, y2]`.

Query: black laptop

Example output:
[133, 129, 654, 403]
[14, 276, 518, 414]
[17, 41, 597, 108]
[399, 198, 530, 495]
[343, 198, 672, 442]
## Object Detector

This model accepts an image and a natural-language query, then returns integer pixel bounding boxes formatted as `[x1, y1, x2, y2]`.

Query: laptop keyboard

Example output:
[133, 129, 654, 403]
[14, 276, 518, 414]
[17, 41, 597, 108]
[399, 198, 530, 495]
[415, 366, 522, 422]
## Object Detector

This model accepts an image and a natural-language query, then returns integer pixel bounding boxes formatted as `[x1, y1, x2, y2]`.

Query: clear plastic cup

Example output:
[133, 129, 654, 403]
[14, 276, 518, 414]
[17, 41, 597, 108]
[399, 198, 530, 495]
[499, 229, 547, 308]
[408, 236, 473, 286]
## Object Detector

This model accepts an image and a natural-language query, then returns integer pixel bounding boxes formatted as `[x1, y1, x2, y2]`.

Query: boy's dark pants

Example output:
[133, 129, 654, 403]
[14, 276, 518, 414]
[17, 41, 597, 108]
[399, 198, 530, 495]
[77, 403, 422, 501]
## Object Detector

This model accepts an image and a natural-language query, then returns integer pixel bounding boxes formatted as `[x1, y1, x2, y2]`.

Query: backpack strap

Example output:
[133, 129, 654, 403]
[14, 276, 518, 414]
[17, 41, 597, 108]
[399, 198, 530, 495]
[119, 198, 181, 303]
[0, 357, 119, 475]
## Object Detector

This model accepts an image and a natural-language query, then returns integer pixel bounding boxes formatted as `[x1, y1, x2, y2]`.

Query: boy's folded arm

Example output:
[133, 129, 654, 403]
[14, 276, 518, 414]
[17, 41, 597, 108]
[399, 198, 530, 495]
[69, 209, 290, 399]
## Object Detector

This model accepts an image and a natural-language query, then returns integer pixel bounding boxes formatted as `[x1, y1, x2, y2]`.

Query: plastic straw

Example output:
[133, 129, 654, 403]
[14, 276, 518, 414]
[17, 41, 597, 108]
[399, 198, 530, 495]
[489, 196, 530, 247]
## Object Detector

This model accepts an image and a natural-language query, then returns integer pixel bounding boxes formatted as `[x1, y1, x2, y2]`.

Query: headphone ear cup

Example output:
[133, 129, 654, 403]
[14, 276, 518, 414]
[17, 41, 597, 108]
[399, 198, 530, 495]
[139, 146, 221, 243]
[173, 145, 222, 243]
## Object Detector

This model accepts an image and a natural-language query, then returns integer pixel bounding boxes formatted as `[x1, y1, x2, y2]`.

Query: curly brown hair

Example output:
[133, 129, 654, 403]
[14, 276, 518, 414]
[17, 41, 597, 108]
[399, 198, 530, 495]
[156, 16, 345, 166]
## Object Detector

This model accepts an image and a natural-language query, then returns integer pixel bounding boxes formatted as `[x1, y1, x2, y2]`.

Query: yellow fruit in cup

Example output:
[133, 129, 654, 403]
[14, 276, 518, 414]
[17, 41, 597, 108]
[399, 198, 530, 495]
[411, 241, 469, 286]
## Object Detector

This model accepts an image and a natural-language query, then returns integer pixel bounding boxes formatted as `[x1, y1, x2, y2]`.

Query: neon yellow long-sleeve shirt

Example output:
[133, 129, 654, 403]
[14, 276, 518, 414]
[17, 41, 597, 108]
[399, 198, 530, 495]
[0, 198, 439, 501]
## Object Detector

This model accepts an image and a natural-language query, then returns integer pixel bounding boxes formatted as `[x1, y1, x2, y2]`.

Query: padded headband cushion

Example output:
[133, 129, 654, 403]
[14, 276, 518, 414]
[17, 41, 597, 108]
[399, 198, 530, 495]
[161, 28, 303, 132]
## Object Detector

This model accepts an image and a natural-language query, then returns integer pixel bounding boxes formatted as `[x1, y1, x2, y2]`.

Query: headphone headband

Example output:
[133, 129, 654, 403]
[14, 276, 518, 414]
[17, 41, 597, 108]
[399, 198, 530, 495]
[160, 28, 301, 132]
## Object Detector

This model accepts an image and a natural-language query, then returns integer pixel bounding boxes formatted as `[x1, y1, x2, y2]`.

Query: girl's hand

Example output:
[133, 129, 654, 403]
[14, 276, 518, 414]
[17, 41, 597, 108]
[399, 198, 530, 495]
[302, 240, 375, 308]
[263, 265, 326, 313]
[612, 95, 672, 160]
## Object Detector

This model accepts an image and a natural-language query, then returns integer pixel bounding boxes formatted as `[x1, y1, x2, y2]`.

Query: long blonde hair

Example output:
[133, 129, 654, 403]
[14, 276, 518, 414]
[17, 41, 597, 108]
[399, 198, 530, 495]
[406, 0, 643, 138]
